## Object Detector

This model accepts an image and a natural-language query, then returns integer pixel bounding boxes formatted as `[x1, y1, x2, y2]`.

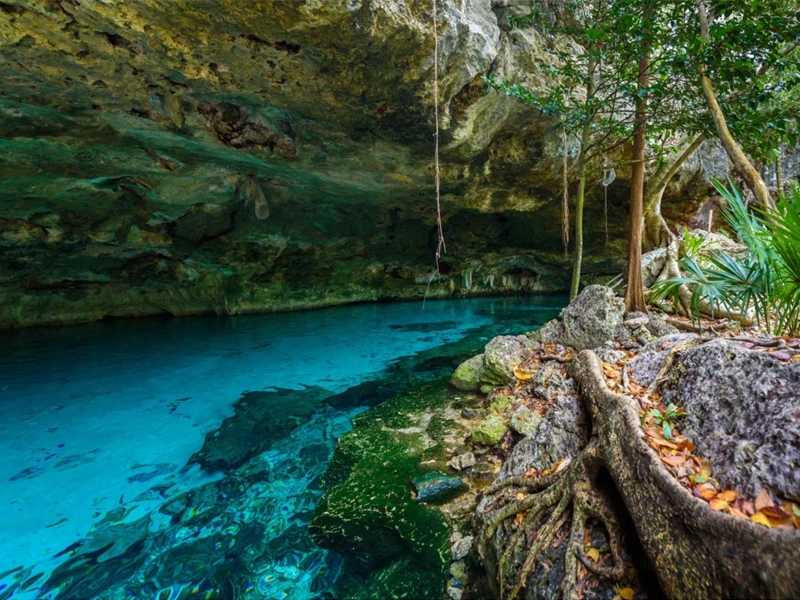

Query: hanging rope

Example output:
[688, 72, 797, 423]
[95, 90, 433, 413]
[561, 127, 570, 257]
[601, 162, 616, 245]
[424, 0, 446, 306]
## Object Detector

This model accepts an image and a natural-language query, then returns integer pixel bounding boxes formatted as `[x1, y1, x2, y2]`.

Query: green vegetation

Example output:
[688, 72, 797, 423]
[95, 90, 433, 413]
[485, 0, 799, 317]
[653, 180, 800, 335]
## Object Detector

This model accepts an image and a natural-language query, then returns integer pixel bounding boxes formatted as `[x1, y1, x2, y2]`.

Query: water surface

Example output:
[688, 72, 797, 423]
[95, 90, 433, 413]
[0, 296, 564, 599]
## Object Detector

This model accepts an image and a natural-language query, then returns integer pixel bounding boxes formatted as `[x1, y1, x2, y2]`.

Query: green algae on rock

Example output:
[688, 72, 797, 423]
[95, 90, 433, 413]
[309, 380, 479, 599]
[472, 414, 509, 446]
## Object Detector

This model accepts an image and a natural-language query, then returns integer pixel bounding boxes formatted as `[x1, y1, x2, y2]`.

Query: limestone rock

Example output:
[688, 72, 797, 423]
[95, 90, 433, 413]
[497, 392, 586, 481]
[530, 286, 625, 350]
[482, 335, 533, 385]
[451, 354, 486, 391]
[489, 394, 513, 415]
[451, 536, 474, 561]
[448, 452, 476, 471]
[510, 406, 542, 437]
[627, 334, 698, 388]
[645, 312, 680, 338]
[594, 346, 627, 365]
[661, 339, 800, 500]
[473, 415, 509, 446]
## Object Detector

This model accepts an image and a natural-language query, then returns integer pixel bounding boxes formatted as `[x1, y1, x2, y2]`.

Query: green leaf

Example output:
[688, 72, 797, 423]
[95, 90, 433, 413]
[662, 421, 673, 441]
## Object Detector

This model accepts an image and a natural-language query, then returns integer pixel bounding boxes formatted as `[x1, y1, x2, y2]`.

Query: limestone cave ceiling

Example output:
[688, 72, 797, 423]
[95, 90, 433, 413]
[0, 0, 632, 327]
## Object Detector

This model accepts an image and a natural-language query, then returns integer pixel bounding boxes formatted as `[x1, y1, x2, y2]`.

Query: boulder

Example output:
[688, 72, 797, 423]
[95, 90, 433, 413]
[451, 354, 486, 391]
[496, 392, 587, 481]
[448, 452, 476, 471]
[482, 336, 534, 385]
[509, 405, 542, 437]
[627, 334, 698, 388]
[451, 536, 474, 561]
[530, 285, 625, 350]
[661, 339, 800, 500]
[489, 395, 513, 415]
[473, 415, 509, 446]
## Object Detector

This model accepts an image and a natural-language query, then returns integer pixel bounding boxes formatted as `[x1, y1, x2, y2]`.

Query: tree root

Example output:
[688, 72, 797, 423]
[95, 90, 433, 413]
[478, 444, 628, 600]
[478, 351, 800, 599]
[570, 350, 800, 599]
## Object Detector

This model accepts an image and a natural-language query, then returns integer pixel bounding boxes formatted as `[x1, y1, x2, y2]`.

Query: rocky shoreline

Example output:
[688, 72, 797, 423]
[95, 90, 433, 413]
[310, 285, 800, 599]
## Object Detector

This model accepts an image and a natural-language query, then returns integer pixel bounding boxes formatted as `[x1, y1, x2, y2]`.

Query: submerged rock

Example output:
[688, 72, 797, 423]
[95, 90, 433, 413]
[414, 472, 465, 502]
[310, 380, 479, 598]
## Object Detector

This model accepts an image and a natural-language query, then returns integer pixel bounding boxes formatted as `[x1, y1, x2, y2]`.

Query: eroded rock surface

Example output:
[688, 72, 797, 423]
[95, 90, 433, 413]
[0, 0, 631, 328]
[530, 285, 625, 349]
[662, 339, 800, 500]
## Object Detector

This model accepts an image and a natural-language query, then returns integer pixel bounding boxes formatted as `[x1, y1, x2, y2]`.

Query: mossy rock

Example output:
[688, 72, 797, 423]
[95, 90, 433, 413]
[310, 380, 469, 599]
[451, 354, 485, 391]
[489, 394, 513, 415]
[472, 415, 509, 446]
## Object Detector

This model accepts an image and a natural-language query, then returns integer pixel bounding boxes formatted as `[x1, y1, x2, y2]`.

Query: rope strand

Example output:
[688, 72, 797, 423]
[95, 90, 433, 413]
[424, 0, 446, 307]
[561, 127, 570, 258]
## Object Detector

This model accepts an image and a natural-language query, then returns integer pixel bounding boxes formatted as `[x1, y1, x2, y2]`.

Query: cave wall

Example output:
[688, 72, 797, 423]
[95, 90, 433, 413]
[1, 0, 652, 327]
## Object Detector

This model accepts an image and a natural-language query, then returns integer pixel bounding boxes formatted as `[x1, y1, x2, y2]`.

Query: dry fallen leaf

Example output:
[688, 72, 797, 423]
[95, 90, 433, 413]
[760, 505, 789, 519]
[586, 548, 600, 562]
[653, 437, 679, 450]
[661, 455, 686, 467]
[728, 506, 749, 519]
[513, 366, 534, 381]
[618, 587, 635, 600]
[709, 498, 729, 511]
[555, 457, 572, 474]
[751, 512, 772, 528]
[717, 490, 738, 503]
[694, 485, 717, 501]
[755, 489, 774, 512]
[733, 498, 755, 517]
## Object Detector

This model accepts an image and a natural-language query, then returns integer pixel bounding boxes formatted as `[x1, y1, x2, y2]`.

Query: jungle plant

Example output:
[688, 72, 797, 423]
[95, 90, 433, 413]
[645, 402, 684, 441]
[652, 180, 800, 335]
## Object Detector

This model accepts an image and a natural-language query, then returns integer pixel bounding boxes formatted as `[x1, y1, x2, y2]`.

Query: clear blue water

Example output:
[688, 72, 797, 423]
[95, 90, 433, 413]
[0, 296, 563, 600]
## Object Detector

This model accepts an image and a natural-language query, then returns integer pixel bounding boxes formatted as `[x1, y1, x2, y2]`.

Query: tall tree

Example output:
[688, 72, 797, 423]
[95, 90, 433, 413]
[696, 0, 775, 211]
[624, 1, 652, 313]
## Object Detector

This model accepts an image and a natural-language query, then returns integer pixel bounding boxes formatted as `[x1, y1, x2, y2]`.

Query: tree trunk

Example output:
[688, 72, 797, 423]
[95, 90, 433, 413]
[624, 9, 650, 313]
[644, 135, 705, 250]
[477, 348, 800, 600]
[776, 151, 785, 196]
[569, 58, 599, 301]
[570, 351, 800, 599]
[696, 0, 776, 212]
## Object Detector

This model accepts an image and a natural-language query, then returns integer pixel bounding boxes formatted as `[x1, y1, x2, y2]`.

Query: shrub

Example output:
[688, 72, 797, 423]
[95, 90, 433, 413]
[652, 179, 800, 335]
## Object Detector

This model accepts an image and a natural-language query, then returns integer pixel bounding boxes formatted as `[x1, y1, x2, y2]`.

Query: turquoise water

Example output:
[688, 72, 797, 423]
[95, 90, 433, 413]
[0, 296, 563, 600]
